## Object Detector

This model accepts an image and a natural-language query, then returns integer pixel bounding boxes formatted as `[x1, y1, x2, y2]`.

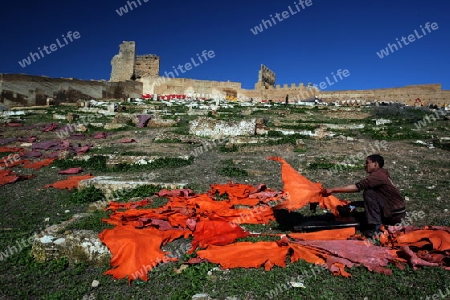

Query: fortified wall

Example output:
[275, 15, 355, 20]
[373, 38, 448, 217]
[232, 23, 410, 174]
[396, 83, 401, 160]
[138, 75, 450, 107]
[0, 74, 142, 107]
[112, 40, 448, 107]
[138, 77, 244, 100]
[110, 41, 160, 82]
[251, 82, 450, 107]
[319, 84, 450, 107]
[1, 41, 449, 108]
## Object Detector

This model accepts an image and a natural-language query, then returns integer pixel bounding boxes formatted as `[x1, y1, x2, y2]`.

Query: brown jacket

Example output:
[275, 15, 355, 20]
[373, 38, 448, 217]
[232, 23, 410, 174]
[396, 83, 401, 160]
[355, 168, 406, 217]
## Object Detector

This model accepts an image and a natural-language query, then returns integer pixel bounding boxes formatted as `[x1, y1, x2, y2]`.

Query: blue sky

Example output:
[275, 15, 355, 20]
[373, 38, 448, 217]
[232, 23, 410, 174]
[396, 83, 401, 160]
[1, 0, 449, 90]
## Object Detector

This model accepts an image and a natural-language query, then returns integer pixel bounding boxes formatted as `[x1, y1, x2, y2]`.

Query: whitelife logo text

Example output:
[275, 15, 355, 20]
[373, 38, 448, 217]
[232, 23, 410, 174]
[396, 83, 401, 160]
[250, 0, 313, 35]
[18, 31, 81, 68]
[376, 22, 438, 58]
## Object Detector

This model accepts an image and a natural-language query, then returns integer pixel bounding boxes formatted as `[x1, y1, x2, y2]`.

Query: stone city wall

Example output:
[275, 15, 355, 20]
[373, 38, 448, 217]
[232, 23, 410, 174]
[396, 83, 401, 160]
[0, 74, 142, 107]
[138, 77, 242, 98]
[141, 75, 450, 107]
[318, 84, 450, 107]
[2, 72, 448, 108]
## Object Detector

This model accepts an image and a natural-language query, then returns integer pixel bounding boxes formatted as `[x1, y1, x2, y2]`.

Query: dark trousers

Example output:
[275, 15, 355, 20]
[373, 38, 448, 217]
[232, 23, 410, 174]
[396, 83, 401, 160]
[363, 189, 406, 226]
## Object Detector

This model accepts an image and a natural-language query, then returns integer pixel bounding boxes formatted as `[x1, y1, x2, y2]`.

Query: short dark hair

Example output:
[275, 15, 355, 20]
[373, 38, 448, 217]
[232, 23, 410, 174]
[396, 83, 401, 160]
[367, 154, 384, 168]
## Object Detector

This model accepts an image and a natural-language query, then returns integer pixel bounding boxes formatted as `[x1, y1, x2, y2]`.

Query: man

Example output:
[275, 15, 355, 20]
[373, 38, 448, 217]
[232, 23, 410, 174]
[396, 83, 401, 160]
[322, 154, 406, 237]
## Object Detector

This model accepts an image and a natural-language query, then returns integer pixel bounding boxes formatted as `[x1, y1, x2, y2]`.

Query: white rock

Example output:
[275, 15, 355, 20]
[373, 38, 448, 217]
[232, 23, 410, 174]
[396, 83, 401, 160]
[53, 238, 66, 245]
[375, 119, 392, 126]
[39, 235, 55, 244]
[192, 294, 210, 300]
[135, 159, 148, 165]
[290, 281, 306, 288]
[91, 280, 100, 288]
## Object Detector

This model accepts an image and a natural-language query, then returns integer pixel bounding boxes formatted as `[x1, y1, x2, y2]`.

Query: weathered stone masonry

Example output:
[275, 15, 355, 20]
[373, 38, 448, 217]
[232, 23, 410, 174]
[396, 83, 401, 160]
[1, 40, 449, 107]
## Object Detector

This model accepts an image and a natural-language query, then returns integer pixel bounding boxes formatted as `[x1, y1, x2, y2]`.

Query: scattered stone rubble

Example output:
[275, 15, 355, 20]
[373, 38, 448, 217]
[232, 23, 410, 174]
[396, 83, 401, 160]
[189, 117, 257, 138]
[22, 99, 447, 273]
[32, 229, 111, 266]
[31, 213, 111, 266]
[31, 177, 188, 266]
[78, 176, 188, 198]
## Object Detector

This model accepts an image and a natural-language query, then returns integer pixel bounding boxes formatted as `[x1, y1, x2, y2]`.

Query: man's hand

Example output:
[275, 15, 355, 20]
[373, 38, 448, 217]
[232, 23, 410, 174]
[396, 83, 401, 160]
[321, 188, 333, 197]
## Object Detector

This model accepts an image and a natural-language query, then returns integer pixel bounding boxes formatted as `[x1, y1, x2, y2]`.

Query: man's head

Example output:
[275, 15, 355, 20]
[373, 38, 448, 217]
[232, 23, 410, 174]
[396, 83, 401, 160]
[365, 154, 384, 173]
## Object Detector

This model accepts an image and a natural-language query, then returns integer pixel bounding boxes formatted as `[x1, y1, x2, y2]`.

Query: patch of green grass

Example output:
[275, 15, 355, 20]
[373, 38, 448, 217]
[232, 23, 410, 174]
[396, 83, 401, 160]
[217, 107, 241, 113]
[111, 184, 163, 202]
[170, 125, 190, 135]
[266, 133, 311, 145]
[211, 192, 229, 201]
[267, 130, 284, 137]
[155, 138, 182, 143]
[218, 144, 239, 153]
[64, 210, 113, 232]
[276, 124, 319, 131]
[5, 252, 94, 299]
[371, 105, 429, 123]
[250, 109, 272, 115]
[161, 114, 178, 120]
[120, 151, 151, 156]
[293, 147, 307, 153]
[288, 107, 309, 114]
[307, 158, 336, 170]
[218, 166, 248, 177]
[150, 197, 171, 208]
[167, 262, 215, 300]
[135, 157, 193, 169]
[167, 105, 189, 113]
[185, 183, 207, 194]
[54, 156, 194, 173]
[70, 185, 105, 204]
[361, 124, 426, 140]
[53, 155, 107, 171]
[218, 160, 248, 177]
[236, 235, 281, 242]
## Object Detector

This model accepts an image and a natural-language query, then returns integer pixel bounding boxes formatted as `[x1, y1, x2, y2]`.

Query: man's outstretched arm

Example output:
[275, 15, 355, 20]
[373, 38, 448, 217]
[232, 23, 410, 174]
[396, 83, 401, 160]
[322, 184, 359, 196]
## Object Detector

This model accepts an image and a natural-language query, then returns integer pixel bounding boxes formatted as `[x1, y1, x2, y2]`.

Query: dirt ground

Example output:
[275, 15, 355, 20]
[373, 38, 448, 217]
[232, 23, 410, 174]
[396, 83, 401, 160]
[0, 103, 449, 299]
